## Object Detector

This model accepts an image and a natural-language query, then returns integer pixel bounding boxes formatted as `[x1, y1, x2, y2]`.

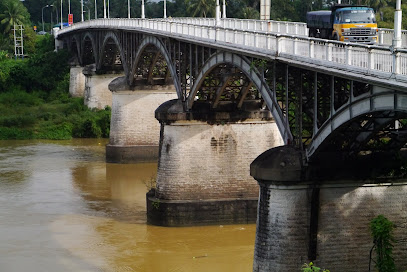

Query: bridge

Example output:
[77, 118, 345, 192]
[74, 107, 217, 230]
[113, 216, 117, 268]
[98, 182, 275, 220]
[56, 18, 407, 272]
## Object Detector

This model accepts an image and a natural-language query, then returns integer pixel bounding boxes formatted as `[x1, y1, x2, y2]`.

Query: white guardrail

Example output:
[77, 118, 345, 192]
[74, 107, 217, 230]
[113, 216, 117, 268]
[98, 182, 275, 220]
[57, 18, 407, 79]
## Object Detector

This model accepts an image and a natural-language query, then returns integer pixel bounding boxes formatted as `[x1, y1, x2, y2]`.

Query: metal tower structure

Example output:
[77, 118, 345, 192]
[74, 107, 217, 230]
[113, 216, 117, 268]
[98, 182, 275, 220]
[13, 25, 24, 59]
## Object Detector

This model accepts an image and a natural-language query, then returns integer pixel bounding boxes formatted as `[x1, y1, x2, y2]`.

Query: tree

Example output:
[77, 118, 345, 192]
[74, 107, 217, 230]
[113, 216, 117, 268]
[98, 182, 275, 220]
[0, 0, 29, 34]
[186, 0, 215, 17]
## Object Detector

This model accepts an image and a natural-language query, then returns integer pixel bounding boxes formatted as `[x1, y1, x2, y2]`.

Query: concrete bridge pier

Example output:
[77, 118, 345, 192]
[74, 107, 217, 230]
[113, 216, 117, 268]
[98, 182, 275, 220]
[147, 100, 284, 226]
[83, 65, 121, 109]
[106, 77, 178, 163]
[250, 146, 407, 272]
[69, 65, 86, 98]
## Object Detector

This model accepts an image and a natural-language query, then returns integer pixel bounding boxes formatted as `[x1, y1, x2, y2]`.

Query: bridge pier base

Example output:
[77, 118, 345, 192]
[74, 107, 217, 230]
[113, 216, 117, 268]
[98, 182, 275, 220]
[69, 66, 85, 97]
[250, 146, 407, 272]
[83, 65, 120, 109]
[106, 77, 177, 163]
[147, 100, 283, 226]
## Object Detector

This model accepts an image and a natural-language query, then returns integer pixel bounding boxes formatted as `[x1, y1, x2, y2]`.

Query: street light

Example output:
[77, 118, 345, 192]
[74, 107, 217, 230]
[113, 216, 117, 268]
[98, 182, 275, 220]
[60, 0, 63, 29]
[393, 0, 402, 48]
[128, 0, 130, 18]
[42, 4, 53, 32]
[81, 0, 84, 21]
[95, 0, 97, 19]
[164, 0, 166, 18]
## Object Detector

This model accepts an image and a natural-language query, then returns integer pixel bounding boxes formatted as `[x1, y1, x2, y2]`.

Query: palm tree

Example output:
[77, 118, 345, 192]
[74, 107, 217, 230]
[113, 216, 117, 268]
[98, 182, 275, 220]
[241, 7, 259, 19]
[0, 0, 27, 34]
[364, 0, 389, 13]
[186, 0, 216, 17]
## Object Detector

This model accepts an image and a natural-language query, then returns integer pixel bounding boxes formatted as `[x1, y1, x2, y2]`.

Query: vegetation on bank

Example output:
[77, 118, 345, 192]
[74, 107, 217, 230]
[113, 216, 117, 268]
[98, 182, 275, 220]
[0, 35, 111, 140]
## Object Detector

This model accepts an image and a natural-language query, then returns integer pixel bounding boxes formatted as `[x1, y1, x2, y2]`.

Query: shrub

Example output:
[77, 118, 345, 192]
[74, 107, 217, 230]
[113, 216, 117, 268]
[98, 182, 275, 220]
[370, 215, 396, 272]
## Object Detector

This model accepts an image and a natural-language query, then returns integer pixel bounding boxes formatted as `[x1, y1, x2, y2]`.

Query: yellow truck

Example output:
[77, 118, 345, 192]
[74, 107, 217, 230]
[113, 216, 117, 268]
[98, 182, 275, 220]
[306, 4, 378, 44]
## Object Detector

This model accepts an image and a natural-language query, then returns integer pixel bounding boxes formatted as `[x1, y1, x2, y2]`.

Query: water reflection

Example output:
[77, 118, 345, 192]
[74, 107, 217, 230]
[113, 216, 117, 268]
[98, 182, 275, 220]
[0, 139, 255, 272]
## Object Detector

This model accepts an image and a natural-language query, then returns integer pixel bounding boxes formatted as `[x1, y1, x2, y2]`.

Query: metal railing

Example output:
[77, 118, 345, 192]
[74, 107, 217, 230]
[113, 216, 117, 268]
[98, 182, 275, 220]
[56, 18, 407, 80]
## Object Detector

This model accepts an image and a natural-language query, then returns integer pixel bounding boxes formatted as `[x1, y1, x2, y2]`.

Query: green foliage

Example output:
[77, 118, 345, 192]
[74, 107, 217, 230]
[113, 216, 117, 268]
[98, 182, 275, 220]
[301, 262, 330, 272]
[370, 215, 396, 272]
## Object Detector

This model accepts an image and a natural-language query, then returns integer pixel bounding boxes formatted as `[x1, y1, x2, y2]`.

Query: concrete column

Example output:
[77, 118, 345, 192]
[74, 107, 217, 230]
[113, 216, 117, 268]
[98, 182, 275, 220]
[147, 100, 284, 226]
[106, 76, 178, 163]
[69, 66, 86, 97]
[83, 66, 119, 109]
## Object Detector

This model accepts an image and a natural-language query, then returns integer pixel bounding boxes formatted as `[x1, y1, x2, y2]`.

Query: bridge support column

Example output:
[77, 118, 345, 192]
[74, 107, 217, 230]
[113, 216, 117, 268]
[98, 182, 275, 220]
[147, 100, 283, 226]
[69, 66, 85, 97]
[83, 65, 121, 109]
[106, 77, 177, 163]
[250, 147, 407, 272]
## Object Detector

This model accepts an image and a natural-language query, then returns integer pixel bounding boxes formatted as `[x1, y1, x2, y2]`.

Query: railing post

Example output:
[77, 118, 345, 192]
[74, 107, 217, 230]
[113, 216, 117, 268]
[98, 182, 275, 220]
[326, 43, 333, 62]
[277, 22, 280, 33]
[379, 30, 384, 45]
[394, 50, 401, 75]
[346, 45, 352, 65]
[295, 24, 298, 35]
[368, 47, 375, 70]
[309, 40, 314, 58]
[255, 32, 258, 48]
[293, 38, 297, 55]
[277, 35, 283, 55]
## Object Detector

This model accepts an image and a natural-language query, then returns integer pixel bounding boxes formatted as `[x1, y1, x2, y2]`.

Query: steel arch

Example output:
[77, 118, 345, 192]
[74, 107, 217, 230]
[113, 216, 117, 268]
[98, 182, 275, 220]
[306, 86, 407, 158]
[97, 31, 129, 75]
[129, 36, 182, 99]
[81, 32, 98, 66]
[186, 51, 293, 145]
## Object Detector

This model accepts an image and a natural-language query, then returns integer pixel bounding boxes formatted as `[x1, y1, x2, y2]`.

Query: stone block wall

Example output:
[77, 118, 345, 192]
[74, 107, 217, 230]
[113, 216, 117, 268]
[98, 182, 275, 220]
[253, 181, 407, 272]
[84, 74, 119, 109]
[156, 120, 283, 200]
[69, 66, 85, 97]
[109, 90, 177, 146]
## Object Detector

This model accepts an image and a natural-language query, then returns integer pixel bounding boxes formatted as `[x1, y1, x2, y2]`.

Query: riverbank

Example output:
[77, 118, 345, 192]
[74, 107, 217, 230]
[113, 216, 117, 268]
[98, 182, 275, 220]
[0, 90, 111, 140]
[0, 35, 110, 140]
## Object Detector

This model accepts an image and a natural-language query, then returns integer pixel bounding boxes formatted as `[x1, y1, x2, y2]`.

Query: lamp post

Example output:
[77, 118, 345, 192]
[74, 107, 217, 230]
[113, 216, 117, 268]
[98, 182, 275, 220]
[42, 5, 52, 32]
[104, 0, 106, 18]
[81, 0, 84, 21]
[164, 0, 166, 18]
[393, 0, 402, 48]
[95, 0, 97, 19]
[128, 0, 130, 18]
[141, 0, 145, 18]
[60, 0, 63, 29]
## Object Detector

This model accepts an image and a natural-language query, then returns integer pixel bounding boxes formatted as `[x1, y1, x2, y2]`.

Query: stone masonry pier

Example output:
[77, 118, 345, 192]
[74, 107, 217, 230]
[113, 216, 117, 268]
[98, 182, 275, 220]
[106, 77, 178, 163]
[147, 100, 284, 226]
[251, 146, 407, 272]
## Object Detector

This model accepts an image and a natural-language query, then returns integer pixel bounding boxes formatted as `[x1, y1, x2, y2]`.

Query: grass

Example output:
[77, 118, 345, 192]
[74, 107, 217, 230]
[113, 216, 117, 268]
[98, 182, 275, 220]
[0, 90, 111, 140]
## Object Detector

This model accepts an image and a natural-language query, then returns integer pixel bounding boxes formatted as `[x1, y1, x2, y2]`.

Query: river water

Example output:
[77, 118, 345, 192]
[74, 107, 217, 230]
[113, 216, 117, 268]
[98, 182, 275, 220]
[0, 139, 255, 271]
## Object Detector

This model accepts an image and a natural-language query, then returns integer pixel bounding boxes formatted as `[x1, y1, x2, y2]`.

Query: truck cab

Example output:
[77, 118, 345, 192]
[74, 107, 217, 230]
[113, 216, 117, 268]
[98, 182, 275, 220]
[332, 6, 378, 44]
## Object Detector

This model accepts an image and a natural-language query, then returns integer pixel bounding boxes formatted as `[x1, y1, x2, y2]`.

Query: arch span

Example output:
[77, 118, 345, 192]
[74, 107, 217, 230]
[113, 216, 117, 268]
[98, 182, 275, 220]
[97, 31, 129, 75]
[307, 86, 407, 158]
[81, 32, 98, 65]
[129, 36, 182, 99]
[186, 52, 292, 145]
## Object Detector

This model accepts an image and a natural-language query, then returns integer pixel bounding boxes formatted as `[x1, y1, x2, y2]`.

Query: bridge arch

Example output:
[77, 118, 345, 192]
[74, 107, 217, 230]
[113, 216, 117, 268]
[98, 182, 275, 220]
[81, 32, 98, 66]
[97, 31, 129, 75]
[186, 52, 292, 144]
[307, 86, 407, 159]
[129, 36, 182, 99]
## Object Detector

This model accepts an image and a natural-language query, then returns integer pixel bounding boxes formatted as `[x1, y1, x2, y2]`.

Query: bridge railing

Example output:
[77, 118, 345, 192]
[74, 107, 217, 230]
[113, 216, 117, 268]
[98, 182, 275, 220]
[57, 18, 407, 78]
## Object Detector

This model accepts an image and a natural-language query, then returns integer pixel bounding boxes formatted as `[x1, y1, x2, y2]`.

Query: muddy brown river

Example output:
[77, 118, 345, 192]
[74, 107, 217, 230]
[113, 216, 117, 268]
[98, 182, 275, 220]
[0, 139, 255, 271]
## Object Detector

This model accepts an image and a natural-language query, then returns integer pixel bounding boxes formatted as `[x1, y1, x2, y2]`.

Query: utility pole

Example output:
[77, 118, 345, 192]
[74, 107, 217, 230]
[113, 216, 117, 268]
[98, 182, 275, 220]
[393, 0, 402, 48]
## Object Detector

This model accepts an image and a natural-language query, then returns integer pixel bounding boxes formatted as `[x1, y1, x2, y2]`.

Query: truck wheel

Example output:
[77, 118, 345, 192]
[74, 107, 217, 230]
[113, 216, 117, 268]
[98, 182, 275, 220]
[309, 28, 315, 37]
